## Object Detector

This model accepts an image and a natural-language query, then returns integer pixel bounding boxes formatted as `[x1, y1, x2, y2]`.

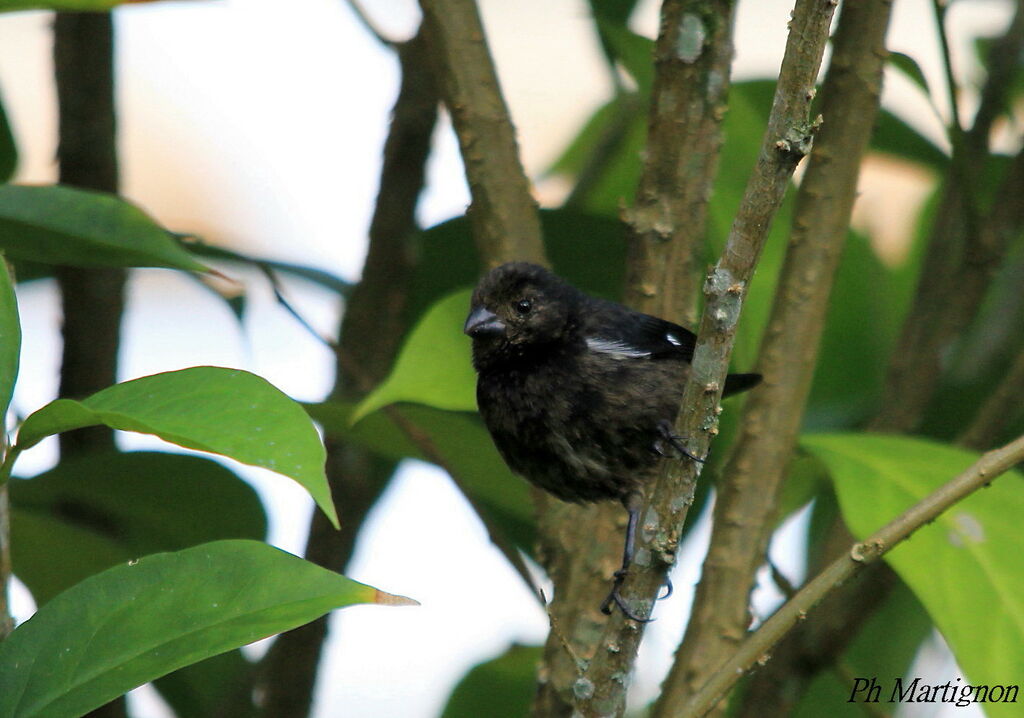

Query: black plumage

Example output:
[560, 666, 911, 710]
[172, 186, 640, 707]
[464, 262, 760, 619]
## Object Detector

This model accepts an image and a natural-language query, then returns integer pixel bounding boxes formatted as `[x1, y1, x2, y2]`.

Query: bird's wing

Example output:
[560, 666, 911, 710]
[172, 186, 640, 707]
[582, 299, 697, 362]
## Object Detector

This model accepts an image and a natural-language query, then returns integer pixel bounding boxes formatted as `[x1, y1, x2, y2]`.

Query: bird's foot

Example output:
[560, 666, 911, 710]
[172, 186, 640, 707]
[654, 420, 708, 463]
[600, 570, 652, 622]
[599, 570, 672, 622]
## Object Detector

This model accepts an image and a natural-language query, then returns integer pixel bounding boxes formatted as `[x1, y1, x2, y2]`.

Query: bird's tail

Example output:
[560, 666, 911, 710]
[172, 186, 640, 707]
[723, 372, 762, 397]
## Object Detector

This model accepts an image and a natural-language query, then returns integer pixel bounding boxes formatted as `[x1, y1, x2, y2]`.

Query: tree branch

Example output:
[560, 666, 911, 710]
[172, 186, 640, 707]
[959, 347, 1024, 450]
[419, 0, 546, 267]
[53, 12, 125, 459]
[535, 3, 739, 713]
[623, 0, 737, 326]
[681, 431, 1024, 717]
[870, 1, 1024, 434]
[573, 1, 836, 715]
[53, 13, 127, 718]
[254, 29, 438, 718]
[654, 2, 895, 714]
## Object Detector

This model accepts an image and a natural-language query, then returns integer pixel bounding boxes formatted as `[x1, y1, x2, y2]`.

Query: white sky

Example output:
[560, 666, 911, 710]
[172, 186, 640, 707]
[0, 0, 1012, 715]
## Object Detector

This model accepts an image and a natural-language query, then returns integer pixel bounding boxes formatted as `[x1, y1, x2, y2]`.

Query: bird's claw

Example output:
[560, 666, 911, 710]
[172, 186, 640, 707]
[659, 575, 674, 600]
[655, 420, 708, 463]
[600, 572, 653, 623]
[599, 570, 672, 622]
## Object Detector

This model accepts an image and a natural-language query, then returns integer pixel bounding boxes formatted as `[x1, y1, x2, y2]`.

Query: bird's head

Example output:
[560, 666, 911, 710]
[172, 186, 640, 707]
[464, 262, 577, 369]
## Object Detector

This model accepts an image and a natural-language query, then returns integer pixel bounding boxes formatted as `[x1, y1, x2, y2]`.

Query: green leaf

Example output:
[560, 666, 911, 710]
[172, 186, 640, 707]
[10, 451, 267, 604]
[802, 433, 1024, 709]
[805, 231, 894, 429]
[310, 402, 535, 553]
[152, 650, 256, 718]
[441, 644, 541, 718]
[0, 540, 415, 718]
[888, 51, 934, 102]
[15, 367, 337, 528]
[353, 290, 477, 421]
[0, 185, 208, 272]
[872, 108, 948, 171]
[406, 209, 627, 327]
[0, 255, 19, 421]
[0, 85, 17, 183]
[183, 238, 355, 296]
[596, 20, 654, 94]
[793, 579, 932, 718]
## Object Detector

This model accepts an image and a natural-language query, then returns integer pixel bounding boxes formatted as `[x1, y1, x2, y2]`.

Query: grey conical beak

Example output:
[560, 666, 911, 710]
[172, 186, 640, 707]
[464, 306, 506, 337]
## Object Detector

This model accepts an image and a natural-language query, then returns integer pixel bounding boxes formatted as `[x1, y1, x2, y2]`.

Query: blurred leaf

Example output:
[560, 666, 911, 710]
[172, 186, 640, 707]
[9, 451, 267, 604]
[406, 209, 627, 326]
[0, 540, 415, 718]
[9, 507, 130, 608]
[183, 238, 355, 296]
[441, 644, 541, 718]
[0, 85, 16, 183]
[774, 453, 828, 526]
[546, 94, 634, 179]
[0, 254, 18, 420]
[152, 650, 256, 718]
[0, 0, 197, 10]
[0, 185, 208, 272]
[712, 80, 791, 368]
[805, 231, 893, 429]
[596, 20, 654, 93]
[311, 401, 535, 553]
[354, 290, 476, 421]
[871, 108, 948, 171]
[587, 0, 642, 72]
[888, 51, 935, 101]
[15, 366, 337, 528]
[793, 579, 931, 718]
[802, 433, 1024, 710]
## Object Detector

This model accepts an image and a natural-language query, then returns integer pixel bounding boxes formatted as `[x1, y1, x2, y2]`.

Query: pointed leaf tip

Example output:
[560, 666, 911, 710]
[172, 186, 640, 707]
[374, 590, 420, 607]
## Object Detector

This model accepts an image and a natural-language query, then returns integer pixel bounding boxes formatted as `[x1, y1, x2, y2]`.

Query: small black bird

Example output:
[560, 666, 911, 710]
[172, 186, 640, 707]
[464, 262, 759, 620]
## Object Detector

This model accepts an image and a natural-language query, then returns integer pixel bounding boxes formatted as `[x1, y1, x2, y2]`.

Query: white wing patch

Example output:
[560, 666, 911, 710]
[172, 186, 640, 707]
[666, 333, 682, 346]
[586, 337, 651, 359]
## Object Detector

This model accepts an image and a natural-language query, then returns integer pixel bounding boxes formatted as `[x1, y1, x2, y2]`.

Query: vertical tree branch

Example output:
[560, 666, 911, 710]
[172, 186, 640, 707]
[870, 0, 1024, 434]
[734, 8, 1024, 710]
[253, 30, 439, 718]
[535, 5, 738, 713]
[624, 0, 737, 325]
[419, 0, 546, 267]
[53, 12, 124, 458]
[654, 3, 894, 715]
[573, 2, 836, 715]
[53, 12, 126, 718]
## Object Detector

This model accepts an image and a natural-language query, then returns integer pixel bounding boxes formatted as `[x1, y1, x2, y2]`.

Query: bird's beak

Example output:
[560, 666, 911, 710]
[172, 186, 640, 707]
[464, 305, 506, 337]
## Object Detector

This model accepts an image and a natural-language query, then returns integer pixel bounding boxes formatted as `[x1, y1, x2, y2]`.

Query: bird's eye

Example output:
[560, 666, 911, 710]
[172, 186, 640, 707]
[514, 298, 532, 315]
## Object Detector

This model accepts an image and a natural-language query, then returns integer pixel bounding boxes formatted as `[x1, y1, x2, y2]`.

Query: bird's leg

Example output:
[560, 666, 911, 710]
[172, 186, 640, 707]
[600, 492, 672, 621]
[654, 419, 707, 463]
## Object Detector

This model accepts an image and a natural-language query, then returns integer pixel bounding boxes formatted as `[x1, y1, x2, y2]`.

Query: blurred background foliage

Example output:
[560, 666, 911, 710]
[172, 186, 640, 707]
[0, 0, 1022, 716]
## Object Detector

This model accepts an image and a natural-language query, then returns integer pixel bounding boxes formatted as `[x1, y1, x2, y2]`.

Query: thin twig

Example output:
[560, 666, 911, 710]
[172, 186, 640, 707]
[343, 0, 397, 47]
[0, 484, 12, 640]
[682, 432, 1024, 717]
